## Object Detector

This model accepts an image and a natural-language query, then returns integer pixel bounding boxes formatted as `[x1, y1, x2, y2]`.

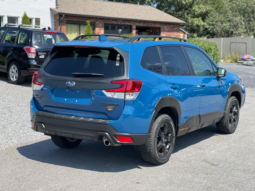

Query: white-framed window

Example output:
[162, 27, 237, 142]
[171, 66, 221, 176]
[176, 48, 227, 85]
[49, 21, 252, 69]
[7, 17, 18, 25]
[180, 34, 183, 38]
[29, 18, 33, 25]
[0, 16, 3, 27]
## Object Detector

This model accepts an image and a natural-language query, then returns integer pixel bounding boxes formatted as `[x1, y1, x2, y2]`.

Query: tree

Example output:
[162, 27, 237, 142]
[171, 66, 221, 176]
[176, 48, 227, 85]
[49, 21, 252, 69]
[206, 0, 255, 37]
[22, 12, 31, 26]
[156, 0, 212, 37]
[84, 20, 94, 39]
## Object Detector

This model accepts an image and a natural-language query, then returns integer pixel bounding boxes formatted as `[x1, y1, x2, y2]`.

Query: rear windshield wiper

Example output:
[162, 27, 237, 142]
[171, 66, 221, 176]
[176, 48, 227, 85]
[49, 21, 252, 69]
[72, 72, 104, 77]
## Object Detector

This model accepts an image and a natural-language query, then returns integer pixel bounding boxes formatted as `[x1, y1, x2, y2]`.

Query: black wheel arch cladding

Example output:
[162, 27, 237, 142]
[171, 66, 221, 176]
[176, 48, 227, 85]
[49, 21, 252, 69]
[226, 84, 242, 110]
[148, 97, 181, 134]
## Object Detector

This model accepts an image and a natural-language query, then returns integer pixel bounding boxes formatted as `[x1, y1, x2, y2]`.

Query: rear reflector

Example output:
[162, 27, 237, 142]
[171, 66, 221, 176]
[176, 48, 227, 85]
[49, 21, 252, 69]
[44, 31, 57, 34]
[32, 72, 44, 90]
[115, 136, 133, 143]
[103, 79, 143, 100]
[29, 70, 38, 72]
[24, 47, 36, 58]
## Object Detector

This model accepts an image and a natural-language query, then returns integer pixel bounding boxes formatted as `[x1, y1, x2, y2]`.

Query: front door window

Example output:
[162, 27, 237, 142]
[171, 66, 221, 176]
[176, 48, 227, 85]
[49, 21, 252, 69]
[184, 47, 225, 117]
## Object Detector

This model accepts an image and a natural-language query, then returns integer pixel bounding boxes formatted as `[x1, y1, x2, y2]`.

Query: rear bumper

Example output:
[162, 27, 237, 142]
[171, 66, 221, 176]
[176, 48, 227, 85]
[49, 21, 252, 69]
[21, 60, 41, 76]
[21, 68, 39, 76]
[31, 111, 150, 145]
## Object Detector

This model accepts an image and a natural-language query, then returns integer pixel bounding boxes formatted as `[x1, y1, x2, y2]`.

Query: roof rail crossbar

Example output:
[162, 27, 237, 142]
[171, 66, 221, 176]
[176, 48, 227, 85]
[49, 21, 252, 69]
[3, 23, 51, 29]
[73, 34, 129, 41]
[128, 35, 189, 43]
[4, 23, 20, 27]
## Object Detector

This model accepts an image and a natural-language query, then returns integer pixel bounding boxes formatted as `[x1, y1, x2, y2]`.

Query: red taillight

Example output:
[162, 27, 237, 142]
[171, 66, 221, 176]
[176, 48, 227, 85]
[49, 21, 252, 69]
[103, 79, 143, 100]
[24, 46, 36, 58]
[32, 72, 42, 85]
[115, 136, 133, 143]
[105, 79, 143, 93]
[31, 122, 34, 129]
[32, 72, 44, 90]
[44, 31, 56, 34]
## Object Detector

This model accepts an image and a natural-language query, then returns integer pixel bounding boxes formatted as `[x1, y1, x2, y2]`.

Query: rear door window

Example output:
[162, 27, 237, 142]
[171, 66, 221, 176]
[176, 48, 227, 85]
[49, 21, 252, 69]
[33, 32, 68, 48]
[3, 29, 18, 44]
[140, 46, 162, 74]
[17, 31, 29, 45]
[44, 47, 124, 78]
[160, 46, 190, 76]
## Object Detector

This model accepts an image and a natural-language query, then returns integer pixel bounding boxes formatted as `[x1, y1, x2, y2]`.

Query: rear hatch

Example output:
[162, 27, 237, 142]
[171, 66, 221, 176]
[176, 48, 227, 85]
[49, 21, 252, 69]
[32, 32, 68, 66]
[33, 46, 128, 120]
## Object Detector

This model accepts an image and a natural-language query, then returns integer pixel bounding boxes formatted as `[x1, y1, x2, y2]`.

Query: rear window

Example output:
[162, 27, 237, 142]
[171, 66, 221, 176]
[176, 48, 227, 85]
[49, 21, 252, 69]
[44, 47, 124, 78]
[33, 32, 68, 48]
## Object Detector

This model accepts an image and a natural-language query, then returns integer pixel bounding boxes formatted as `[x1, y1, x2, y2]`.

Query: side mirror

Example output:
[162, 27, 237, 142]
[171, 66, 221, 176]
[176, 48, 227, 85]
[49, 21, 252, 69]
[217, 67, 227, 80]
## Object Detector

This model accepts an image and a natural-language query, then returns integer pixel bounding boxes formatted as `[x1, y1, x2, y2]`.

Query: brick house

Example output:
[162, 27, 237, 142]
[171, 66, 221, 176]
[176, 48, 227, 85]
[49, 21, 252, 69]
[51, 0, 186, 40]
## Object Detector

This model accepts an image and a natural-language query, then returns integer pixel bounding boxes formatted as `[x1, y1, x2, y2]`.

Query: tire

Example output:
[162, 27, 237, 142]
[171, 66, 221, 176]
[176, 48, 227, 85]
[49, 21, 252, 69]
[141, 114, 176, 165]
[51, 135, 82, 149]
[8, 62, 25, 84]
[216, 96, 239, 134]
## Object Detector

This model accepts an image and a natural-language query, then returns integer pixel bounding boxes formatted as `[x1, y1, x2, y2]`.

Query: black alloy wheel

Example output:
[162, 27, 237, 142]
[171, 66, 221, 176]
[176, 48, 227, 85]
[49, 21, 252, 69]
[156, 122, 173, 157]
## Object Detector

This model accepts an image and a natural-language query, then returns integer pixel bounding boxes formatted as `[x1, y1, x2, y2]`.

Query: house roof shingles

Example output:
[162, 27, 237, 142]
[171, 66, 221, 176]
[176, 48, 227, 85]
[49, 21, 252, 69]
[52, 0, 186, 24]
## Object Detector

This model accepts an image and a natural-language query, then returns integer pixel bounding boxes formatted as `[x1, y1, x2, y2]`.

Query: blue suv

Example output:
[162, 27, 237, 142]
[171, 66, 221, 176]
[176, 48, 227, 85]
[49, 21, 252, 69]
[30, 35, 245, 165]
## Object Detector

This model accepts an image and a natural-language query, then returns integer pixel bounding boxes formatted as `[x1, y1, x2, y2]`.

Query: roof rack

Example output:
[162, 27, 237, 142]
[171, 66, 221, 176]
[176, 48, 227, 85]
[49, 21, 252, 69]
[4, 23, 51, 30]
[73, 34, 129, 41]
[128, 35, 189, 43]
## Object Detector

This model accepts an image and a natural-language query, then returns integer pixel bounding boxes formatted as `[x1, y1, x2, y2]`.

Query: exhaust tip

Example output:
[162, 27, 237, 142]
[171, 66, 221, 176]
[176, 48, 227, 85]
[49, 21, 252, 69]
[103, 136, 111, 146]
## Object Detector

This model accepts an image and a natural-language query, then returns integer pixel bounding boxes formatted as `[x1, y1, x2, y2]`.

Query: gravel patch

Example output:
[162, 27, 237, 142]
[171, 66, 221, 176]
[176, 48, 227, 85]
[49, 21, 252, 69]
[0, 72, 44, 149]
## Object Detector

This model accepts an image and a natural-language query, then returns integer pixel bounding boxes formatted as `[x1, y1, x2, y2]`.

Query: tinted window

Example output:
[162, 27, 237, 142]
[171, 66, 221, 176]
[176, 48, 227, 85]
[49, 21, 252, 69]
[3, 29, 18, 44]
[141, 46, 162, 74]
[44, 47, 124, 78]
[17, 31, 29, 45]
[33, 32, 68, 48]
[160, 46, 190, 75]
[0, 29, 5, 41]
[185, 47, 215, 76]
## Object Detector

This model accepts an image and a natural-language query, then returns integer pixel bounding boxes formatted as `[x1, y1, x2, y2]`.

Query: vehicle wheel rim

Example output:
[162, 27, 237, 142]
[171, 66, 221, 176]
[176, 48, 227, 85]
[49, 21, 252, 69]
[229, 101, 239, 130]
[66, 137, 77, 142]
[9, 65, 18, 82]
[156, 122, 172, 157]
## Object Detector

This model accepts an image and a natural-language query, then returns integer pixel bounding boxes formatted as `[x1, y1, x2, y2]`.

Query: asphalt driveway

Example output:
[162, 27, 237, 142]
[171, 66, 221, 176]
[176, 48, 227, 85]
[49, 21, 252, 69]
[0, 64, 255, 191]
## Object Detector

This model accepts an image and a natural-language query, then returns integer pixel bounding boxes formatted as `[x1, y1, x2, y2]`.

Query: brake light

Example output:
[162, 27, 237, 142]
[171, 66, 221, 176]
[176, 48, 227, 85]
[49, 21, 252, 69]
[44, 31, 56, 34]
[115, 136, 133, 143]
[32, 72, 44, 90]
[24, 47, 36, 58]
[103, 79, 143, 100]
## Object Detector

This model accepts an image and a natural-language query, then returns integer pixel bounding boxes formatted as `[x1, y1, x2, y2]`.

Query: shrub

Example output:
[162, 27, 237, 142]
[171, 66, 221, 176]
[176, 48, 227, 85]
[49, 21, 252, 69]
[22, 12, 31, 26]
[231, 53, 241, 63]
[84, 20, 93, 39]
[188, 39, 220, 64]
[122, 34, 134, 38]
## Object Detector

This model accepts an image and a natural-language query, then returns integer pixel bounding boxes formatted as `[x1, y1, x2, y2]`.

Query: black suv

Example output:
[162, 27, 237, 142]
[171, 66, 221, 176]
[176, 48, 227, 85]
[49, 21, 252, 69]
[0, 24, 69, 84]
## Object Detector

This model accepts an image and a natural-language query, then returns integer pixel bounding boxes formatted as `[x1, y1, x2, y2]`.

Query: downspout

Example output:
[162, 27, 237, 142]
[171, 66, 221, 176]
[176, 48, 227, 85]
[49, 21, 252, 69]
[59, 14, 65, 32]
